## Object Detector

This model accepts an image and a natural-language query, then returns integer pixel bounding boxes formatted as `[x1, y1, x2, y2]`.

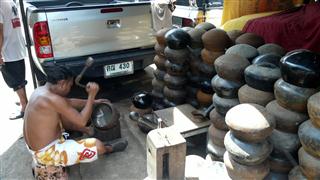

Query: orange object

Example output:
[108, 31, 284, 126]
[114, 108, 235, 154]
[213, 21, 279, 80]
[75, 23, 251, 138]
[221, 0, 304, 25]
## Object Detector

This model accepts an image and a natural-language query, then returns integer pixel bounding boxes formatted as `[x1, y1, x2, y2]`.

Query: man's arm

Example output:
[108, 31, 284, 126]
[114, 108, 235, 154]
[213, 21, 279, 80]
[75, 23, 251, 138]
[66, 98, 87, 110]
[53, 82, 99, 131]
[67, 98, 111, 110]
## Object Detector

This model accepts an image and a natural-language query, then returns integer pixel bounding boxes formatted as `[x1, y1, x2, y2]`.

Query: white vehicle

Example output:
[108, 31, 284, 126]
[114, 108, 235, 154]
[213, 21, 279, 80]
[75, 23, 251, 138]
[19, 0, 156, 86]
[172, 0, 223, 27]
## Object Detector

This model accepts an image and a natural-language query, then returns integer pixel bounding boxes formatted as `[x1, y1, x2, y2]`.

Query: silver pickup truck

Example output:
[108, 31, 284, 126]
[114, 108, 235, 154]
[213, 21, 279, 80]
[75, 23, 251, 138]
[20, 0, 155, 85]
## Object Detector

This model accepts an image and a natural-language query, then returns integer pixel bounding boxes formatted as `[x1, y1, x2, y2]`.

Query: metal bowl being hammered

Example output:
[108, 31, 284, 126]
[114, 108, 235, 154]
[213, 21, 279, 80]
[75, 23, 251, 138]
[92, 102, 120, 130]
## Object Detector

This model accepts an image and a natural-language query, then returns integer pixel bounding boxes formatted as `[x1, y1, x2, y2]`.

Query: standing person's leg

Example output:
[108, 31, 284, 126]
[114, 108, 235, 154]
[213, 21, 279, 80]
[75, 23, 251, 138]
[1, 59, 28, 120]
[16, 86, 28, 112]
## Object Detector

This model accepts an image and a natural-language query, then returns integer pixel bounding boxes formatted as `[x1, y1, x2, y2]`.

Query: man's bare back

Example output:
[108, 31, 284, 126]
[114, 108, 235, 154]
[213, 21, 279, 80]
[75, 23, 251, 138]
[23, 86, 66, 150]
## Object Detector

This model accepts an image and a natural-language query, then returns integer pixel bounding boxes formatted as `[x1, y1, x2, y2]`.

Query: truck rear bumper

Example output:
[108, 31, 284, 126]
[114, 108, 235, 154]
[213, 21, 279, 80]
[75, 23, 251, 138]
[42, 47, 155, 78]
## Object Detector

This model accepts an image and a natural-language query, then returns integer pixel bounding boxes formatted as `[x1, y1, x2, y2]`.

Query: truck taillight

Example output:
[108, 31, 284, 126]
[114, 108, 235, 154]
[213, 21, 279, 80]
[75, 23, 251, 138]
[33, 21, 53, 58]
[182, 18, 194, 27]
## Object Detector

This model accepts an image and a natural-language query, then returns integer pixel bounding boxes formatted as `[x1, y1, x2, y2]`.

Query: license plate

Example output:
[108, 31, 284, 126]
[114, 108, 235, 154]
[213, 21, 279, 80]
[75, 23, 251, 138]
[104, 61, 134, 78]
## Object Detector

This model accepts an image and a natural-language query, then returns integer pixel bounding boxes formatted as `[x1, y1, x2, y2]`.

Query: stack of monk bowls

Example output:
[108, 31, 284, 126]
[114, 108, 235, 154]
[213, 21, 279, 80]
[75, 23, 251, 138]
[285, 50, 320, 180]
[237, 45, 284, 107]
[206, 53, 250, 161]
[188, 23, 219, 108]
[267, 50, 319, 180]
[293, 92, 320, 179]
[196, 28, 232, 108]
[241, 44, 294, 179]
[184, 26, 207, 108]
[162, 28, 191, 107]
[152, 28, 171, 101]
[224, 103, 275, 180]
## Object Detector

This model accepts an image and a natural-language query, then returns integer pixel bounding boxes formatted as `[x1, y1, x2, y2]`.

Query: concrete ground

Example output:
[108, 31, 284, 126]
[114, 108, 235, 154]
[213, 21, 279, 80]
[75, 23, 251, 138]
[0, 63, 206, 180]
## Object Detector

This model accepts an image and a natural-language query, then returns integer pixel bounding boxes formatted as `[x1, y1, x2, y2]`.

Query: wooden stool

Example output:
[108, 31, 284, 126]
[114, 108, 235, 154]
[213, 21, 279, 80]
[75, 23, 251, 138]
[145, 127, 186, 180]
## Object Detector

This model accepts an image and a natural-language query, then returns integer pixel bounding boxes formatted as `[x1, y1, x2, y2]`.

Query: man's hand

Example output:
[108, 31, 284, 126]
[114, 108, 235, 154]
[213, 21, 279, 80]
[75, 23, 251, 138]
[86, 82, 99, 97]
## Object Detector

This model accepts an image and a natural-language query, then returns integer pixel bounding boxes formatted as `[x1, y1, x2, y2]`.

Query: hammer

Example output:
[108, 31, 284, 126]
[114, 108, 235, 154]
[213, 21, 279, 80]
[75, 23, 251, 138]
[75, 57, 94, 88]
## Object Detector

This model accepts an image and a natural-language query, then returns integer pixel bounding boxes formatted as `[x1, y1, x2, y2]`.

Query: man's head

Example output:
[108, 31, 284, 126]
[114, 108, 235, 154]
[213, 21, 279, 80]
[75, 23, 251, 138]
[43, 64, 74, 95]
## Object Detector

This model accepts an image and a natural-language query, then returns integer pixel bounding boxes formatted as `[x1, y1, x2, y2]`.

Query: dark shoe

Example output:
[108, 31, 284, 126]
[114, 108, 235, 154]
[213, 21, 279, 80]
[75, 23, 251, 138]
[104, 138, 128, 153]
[9, 111, 24, 120]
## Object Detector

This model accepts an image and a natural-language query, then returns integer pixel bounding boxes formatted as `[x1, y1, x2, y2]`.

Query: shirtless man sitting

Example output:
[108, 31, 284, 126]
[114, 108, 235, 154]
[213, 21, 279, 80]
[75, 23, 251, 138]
[23, 64, 128, 179]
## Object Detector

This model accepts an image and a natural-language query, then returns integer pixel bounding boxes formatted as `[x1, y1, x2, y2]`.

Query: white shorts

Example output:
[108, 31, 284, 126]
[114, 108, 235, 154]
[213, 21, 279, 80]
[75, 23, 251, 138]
[28, 136, 98, 167]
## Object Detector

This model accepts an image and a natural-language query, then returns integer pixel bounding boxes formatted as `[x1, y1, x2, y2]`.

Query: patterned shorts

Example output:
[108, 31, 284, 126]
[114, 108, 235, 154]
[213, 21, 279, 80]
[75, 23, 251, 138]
[29, 136, 98, 167]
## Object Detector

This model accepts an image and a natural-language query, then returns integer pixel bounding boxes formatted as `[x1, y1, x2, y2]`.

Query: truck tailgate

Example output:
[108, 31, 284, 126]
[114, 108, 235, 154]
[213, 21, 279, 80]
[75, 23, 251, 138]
[46, 4, 155, 59]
